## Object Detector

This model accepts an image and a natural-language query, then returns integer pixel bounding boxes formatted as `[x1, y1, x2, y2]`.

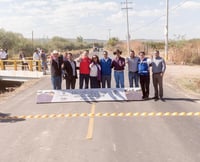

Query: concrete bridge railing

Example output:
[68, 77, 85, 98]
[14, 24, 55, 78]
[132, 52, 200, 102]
[0, 60, 42, 71]
[0, 60, 44, 81]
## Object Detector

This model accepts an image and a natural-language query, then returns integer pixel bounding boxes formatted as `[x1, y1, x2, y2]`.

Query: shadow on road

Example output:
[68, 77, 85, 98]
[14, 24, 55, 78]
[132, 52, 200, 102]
[163, 97, 200, 103]
[0, 112, 25, 123]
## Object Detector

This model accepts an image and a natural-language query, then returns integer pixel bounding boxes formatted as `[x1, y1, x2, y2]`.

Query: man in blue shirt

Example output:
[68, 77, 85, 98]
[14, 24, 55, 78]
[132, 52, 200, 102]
[138, 51, 151, 99]
[100, 51, 112, 88]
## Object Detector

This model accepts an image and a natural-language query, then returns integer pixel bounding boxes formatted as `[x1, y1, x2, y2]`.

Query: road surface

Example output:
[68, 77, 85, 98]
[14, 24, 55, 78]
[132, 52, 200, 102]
[0, 64, 200, 162]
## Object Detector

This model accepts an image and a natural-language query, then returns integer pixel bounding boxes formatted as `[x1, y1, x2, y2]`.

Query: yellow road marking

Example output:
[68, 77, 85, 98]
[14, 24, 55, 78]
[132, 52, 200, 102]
[86, 103, 96, 140]
[1, 112, 200, 120]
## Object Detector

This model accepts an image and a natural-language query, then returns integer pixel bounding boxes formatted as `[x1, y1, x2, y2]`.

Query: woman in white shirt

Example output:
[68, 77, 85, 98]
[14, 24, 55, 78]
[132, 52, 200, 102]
[89, 55, 101, 88]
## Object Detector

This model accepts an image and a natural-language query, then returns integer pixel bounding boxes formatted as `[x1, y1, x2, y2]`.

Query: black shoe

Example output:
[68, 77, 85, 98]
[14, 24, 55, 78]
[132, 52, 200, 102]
[152, 96, 158, 99]
[160, 97, 165, 102]
[154, 97, 159, 101]
[152, 96, 159, 100]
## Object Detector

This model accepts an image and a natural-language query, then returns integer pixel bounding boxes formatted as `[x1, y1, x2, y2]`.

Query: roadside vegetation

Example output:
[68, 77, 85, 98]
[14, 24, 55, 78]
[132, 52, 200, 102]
[0, 28, 199, 95]
[137, 38, 200, 65]
[107, 36, 200, 95]
[1, 28, 200, 65]
[0, 29, 103, 58]
[179, 78, 200, 94]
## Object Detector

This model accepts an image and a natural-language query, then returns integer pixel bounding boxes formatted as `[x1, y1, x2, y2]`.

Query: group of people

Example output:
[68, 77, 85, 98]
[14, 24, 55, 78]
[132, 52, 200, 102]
[18, 49, 48, 73]
[121, 49, 166, 100]
[50, 49, 166, 100]
[32, 49, 48, 73]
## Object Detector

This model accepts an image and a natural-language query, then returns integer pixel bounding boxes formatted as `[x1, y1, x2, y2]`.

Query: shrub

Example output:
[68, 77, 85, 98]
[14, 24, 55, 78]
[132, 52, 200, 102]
[190, 55, 200, 65]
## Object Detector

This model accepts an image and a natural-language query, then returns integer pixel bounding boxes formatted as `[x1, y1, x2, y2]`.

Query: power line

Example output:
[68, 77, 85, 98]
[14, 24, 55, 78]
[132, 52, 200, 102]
[132, 0, 189, 32]
[133, 15, 165, 32]
[165, 0, 169, 60]
[121, 0, 132, 55]
[170, 0, 188, 11]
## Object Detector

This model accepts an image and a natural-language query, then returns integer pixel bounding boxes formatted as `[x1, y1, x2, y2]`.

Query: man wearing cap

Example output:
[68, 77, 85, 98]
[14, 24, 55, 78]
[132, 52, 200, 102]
[111, 49, 126, 88]
[151, 50, 166, 100]
[100, 51, 112, 88]
[50, 50, 63, 90]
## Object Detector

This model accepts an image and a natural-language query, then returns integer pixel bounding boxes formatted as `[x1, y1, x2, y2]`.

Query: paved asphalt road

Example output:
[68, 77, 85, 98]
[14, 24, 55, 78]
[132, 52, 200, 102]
[1, 59, 200, 162]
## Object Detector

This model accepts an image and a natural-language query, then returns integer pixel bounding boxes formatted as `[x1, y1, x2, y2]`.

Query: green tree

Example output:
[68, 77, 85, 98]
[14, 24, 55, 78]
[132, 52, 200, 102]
[107, 37, 119, 47]
[147, 41, 165, 50]
[76, 36, 83, 43]
[0, 28, 94, 57]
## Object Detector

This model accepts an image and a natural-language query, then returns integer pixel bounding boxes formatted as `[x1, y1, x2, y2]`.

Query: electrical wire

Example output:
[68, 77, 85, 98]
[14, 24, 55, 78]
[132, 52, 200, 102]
[132, 0, 189, 32]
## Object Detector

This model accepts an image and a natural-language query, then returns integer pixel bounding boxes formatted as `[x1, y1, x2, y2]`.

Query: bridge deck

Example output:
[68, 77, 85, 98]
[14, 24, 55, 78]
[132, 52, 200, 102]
[0, 70, 43, 81]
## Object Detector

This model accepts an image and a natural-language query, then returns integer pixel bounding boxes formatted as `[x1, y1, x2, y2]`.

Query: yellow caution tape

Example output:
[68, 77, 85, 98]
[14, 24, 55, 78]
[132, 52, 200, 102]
[1, 112, 200, 120]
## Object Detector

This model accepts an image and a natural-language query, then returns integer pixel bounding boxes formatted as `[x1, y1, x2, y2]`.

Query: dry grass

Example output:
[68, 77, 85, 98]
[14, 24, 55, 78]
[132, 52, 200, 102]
[165, 65, 200, 97]
[178, 78, 200, 93]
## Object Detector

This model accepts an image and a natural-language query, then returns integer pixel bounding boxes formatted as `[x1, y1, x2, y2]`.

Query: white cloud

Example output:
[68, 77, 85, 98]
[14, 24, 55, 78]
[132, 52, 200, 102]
[0, 0, 200, 40]
[106, 11, 124, 24]
[181, 1, 200, 9]
[0, 0, 12, 2]
[0, 0, 121, 37]
[134, 9, 164, 17]
[22, 0, 49, 7]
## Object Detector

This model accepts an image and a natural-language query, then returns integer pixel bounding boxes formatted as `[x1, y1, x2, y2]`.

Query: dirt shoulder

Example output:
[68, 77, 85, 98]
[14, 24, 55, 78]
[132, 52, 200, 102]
[165, 64, 200, 98]
[0, 78, 40, 104]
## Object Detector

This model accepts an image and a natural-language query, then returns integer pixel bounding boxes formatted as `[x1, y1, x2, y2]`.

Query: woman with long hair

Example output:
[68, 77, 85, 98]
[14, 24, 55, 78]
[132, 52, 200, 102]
[89, 55, 101, 88]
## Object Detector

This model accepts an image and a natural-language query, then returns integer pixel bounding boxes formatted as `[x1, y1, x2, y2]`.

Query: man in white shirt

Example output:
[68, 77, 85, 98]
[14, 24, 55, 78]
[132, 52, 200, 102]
[0, 49, 7, 70]
[33, 49, 40, 71]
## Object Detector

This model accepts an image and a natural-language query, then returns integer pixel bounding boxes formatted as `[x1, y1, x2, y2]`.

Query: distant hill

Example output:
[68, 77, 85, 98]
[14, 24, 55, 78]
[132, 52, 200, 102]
[32, 38, 107, 44]
[68, 38, 107, 44]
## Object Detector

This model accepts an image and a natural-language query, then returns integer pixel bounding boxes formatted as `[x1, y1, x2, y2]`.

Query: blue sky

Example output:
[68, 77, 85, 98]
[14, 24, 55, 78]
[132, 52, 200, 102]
[0, 0, 199, 40]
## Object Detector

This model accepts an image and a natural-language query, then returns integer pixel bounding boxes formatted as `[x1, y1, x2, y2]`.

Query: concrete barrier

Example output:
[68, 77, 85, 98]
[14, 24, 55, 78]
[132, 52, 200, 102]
[0, 70, 43, 81]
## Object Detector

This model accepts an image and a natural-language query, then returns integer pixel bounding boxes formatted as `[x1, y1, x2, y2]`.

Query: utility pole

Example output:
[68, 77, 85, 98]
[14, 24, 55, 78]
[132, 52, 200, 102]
[165, 0, 169, 60]
[121, 0, 132, 55]
[32, 30, 34, 50]
[108, 29, 111, 40]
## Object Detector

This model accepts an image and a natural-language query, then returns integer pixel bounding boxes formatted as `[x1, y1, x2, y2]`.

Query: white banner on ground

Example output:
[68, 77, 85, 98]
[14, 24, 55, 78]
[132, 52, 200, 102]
[36, 88, 142, 103]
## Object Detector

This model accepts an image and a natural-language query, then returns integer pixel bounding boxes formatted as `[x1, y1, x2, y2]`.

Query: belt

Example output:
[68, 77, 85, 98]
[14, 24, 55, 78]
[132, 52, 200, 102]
[129, 71, 138, 73]
[114, 70, 124, 72]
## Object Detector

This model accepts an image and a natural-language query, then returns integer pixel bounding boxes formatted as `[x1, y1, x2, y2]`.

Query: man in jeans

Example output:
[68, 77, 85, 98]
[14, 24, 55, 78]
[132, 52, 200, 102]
[151, 50, 166, 101]
[100, 51, 112, 88]
[111, 49, 125, 88]
[126, 50, 140, 88]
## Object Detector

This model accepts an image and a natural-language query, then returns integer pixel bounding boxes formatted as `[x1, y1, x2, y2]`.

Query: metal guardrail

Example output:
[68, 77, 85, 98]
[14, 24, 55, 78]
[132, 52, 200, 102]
[0, 60, 42, 71]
